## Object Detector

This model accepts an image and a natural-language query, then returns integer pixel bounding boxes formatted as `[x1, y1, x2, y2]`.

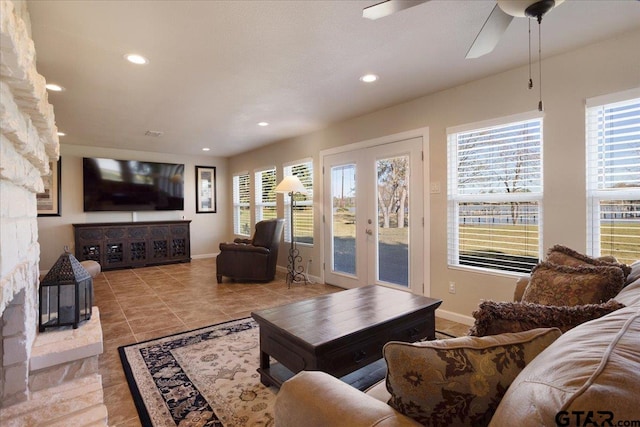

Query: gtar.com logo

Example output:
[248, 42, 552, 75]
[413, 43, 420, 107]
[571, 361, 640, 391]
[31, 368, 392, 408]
[555, 411, 640, 427]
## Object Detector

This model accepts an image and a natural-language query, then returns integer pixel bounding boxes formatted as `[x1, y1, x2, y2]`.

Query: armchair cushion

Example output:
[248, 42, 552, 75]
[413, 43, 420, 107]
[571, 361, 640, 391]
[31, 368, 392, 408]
[468, 299, 625, 336]
[218, 242, 270, 255]
[383, 328, 561, 427]
[522, 262, 625, 306]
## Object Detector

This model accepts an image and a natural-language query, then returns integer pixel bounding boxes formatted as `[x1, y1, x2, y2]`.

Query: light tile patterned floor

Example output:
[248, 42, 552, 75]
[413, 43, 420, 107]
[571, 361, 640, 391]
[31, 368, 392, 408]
[95, 258, 469, 426]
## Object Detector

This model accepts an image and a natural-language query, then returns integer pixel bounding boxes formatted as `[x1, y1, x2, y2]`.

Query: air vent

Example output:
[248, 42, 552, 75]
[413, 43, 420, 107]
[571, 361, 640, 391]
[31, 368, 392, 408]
[144, 130, 163, 137]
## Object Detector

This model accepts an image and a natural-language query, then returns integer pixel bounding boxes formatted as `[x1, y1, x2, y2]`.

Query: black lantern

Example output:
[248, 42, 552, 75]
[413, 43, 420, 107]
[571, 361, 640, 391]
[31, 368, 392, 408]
[39, 249, 93, 332]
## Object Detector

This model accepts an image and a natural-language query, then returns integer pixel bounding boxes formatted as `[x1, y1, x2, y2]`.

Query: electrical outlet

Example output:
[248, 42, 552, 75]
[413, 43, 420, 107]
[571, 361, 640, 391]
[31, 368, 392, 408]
[448, 281, 456, 294]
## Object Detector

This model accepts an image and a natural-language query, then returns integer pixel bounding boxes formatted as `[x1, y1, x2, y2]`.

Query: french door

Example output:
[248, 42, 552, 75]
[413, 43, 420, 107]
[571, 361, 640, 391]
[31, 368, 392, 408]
[323, 137, 423, 292]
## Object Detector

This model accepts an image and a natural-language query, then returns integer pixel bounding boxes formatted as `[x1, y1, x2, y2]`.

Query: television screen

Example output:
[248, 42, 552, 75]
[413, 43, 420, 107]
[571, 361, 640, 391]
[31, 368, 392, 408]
[83, 157, 185, 211]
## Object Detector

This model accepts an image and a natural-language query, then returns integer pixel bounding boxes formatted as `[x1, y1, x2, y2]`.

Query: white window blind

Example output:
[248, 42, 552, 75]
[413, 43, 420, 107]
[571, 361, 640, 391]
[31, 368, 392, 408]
[448, 114, 543, 273]
[233, 172, 251, 236]
[283, 160, 314, 245]
[254, 167, 277, 222]
[586, 92, 640, 265]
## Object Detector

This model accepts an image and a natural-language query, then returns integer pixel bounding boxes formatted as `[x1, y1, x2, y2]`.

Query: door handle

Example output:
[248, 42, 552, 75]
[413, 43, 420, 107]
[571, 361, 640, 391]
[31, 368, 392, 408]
[365, 229, 373, 235]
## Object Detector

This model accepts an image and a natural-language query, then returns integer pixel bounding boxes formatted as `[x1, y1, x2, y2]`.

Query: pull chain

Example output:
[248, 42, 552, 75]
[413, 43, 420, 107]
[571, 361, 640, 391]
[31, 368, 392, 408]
[538, 16, 543, 112]
[528, 19, 533, 90]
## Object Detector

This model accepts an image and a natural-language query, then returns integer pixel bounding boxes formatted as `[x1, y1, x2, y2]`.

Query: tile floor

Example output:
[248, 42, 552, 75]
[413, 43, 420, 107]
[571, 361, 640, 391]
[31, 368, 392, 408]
[94, 258, 470, 426]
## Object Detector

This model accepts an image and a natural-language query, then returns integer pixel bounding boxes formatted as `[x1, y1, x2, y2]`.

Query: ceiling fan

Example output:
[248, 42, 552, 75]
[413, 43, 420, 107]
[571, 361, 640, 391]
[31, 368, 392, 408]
[363, 0, 564, 59]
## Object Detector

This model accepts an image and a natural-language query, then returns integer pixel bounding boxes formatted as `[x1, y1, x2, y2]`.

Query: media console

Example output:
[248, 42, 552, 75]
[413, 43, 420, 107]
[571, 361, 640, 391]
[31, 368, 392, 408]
[73, 220, 191, 270]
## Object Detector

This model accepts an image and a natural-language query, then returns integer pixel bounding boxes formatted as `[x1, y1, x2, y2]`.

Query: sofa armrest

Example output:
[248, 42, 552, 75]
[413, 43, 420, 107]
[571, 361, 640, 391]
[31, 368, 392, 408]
[275, 371, 421, 427]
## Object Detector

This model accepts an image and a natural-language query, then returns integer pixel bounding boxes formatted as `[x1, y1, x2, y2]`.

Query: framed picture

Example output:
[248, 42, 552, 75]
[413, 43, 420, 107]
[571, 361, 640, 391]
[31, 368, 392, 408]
[195, 165, 217, 213]
[37, 158, 61, 217]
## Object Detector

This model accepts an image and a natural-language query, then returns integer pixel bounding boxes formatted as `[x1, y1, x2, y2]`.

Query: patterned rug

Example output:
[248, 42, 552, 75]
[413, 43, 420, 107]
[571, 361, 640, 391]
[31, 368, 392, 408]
[119, 318, 275, 427]
[119, 317, 454, 427]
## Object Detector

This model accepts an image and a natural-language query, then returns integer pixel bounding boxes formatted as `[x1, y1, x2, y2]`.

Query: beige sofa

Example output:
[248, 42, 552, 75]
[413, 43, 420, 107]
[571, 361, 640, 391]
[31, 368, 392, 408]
[275, 261, 640, 426]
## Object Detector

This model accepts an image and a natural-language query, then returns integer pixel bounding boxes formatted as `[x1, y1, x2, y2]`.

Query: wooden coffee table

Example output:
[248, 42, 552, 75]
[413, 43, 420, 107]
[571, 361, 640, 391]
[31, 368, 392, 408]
[251, 285, 442, 388]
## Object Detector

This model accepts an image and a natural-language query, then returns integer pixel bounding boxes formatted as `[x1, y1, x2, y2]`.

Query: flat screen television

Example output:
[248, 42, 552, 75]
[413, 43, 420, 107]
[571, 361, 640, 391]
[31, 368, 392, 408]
[83, 157, 185, 212]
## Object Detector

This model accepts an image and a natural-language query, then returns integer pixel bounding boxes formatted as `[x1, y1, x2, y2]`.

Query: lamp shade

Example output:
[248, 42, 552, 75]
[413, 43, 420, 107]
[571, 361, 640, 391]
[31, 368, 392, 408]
[275, 176, 308, 195]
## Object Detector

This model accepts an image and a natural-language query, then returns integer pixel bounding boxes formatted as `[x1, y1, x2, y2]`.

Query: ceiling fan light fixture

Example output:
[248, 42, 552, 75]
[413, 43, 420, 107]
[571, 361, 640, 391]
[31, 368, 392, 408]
[497, 0, 563, 18]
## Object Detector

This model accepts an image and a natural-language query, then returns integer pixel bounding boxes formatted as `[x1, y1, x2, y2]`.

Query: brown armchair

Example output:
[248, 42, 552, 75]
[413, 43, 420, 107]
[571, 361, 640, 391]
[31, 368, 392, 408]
[216, 218, 285, 283]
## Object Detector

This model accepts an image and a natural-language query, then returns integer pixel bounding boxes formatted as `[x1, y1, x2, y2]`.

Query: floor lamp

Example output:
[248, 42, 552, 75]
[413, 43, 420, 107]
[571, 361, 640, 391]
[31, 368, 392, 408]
[275, 175, 308, 287]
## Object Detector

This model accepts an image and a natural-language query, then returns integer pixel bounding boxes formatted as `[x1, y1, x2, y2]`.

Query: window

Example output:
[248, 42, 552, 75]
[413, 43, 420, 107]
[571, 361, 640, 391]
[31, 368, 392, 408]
[448, 112, 543, 273]
[283, 159, 314, 245]
[254, 167, 277, 222]
[586, 90, 640, 265]
[233, 172, 251, 236]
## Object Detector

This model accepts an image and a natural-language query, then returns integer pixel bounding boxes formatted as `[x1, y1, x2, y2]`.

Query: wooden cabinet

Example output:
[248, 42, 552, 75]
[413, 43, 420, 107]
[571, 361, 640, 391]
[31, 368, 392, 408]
[73, 221, 191, 270]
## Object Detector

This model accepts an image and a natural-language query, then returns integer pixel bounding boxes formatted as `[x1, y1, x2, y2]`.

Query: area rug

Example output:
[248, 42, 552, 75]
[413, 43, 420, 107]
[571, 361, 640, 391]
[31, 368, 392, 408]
[119, 318, 274, 427]
[119, 317, 454, 427]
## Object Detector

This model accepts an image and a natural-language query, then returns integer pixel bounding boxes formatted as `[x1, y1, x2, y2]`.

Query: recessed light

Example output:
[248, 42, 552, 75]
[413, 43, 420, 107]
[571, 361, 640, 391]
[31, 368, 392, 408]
[57, 132, 65, 136]
[202, 148, 210, 152]
[46, 84, 64, 91]
[125, 53, 148, 65]
[258, 122, 269, 127]
[360, 74, 378, 83]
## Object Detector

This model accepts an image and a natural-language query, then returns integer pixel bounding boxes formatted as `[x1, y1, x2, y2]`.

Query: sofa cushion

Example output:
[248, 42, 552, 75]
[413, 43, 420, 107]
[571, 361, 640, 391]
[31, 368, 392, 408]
[468, 299, 625, 336]
[546, 244, 632, 278]
[490, 306, 640, 426]
[522, 262, 625, 306]
[383, 328, 561, 426]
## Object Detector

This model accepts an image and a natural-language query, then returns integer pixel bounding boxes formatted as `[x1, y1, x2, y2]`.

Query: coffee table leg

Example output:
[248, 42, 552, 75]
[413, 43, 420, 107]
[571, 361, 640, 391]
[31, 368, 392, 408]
[259, 350, 271, 386]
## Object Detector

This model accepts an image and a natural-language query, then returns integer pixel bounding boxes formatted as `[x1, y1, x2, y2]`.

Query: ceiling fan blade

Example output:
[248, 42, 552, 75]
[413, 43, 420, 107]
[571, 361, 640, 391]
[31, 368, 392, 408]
[465, 4, 513, 59]
[363, 0, 430, 20]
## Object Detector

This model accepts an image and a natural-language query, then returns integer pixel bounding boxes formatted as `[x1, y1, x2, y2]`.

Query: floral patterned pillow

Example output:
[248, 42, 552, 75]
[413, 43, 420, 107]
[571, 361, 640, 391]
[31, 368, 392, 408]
[384, 328, 561, 426]
[522, 262, 625, 306]
[546, 244, 631, 278]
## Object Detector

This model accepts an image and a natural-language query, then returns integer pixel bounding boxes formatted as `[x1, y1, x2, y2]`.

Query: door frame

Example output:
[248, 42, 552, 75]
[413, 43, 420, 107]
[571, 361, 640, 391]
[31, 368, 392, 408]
[319, 127, 431, 296]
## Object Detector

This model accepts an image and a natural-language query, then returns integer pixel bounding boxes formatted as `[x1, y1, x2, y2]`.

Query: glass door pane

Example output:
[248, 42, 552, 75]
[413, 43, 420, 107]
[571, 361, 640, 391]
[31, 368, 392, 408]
[376, 155, 410, 286]
[331, 164, 357, 276]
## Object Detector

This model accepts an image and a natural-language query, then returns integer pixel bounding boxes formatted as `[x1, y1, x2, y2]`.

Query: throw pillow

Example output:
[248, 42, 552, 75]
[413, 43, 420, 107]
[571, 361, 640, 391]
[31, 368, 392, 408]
[384, 328, 561, 426]
[522, 262, 625, 306]
[468, 299, 625, 336]
[546, 244, 632, 278]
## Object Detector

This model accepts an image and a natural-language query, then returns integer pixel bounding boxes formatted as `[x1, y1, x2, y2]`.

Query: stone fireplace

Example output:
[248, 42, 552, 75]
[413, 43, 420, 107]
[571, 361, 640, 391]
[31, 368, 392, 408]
[0, 0, 107, 424]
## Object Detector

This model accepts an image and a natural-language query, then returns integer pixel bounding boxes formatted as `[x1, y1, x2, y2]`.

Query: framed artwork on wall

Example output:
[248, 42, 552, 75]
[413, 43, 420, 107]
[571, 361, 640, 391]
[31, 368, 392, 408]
[195, 165, 217, 213]
[37, 157, 61, 217]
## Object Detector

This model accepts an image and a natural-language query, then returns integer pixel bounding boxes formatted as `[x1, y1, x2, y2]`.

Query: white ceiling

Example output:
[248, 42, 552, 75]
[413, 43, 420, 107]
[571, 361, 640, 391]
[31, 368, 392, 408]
[27, 0, 640, 158]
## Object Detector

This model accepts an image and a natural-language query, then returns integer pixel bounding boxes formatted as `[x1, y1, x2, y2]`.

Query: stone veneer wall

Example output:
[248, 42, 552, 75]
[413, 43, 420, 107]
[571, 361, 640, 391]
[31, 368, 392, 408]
[0, 0, 59, 406]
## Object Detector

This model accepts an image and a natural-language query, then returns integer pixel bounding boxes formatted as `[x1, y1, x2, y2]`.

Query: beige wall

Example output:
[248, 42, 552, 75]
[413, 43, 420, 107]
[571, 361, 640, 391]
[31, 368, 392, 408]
[228, 29, 640, 323]
[36, 144, 228, 271]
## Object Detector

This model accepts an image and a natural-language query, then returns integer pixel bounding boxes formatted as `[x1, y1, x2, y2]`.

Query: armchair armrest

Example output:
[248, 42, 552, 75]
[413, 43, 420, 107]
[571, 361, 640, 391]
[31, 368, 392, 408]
[275, 371, 420, 427]
[219, 242, 270, 254]
[514, 276, 530, 302]
[233, 238, 252, 244]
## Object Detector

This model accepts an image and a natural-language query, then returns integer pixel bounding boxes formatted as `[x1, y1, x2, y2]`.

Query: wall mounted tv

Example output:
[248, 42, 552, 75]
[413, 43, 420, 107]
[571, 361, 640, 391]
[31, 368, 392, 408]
[83, 157, 185, 212]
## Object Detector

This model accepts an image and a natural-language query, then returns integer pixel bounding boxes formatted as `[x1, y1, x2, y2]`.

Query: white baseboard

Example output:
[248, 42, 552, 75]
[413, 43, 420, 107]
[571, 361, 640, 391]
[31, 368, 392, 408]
[276, 265, 322, 284]
[436, 309, 475, 326]
[192, 253, 218, 259]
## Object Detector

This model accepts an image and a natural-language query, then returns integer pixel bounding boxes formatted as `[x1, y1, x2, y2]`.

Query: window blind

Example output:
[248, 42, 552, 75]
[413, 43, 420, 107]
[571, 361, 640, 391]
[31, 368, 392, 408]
[255, 168, 277, 222]
[448, 116, 543, 273]
[586, 95, 640, 264]
[233, 173, 251, 236]
[283, 160, 314, 245]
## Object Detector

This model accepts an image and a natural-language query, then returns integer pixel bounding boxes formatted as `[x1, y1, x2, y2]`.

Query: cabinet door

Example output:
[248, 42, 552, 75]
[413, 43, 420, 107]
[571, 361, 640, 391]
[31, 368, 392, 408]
[127, 226, 149, 266]
[75, 227, 103, 263]
[103, 227, 127, 268]
[169, 224, 190, 261]
[149, 225, 171, 263]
